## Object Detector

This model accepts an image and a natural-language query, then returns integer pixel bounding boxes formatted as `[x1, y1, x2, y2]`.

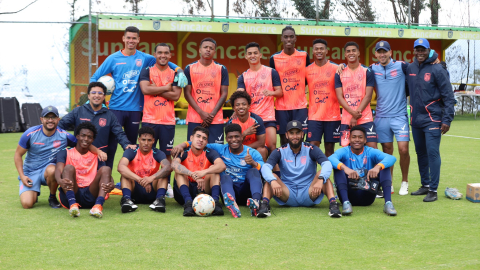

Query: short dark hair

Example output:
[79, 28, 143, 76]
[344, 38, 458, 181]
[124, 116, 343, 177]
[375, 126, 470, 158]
[230, 91, 251, 106]
[124, 26, 140, 36]
[88, 82, 107, 95]
[76, 121, 97, 139]
[282, 26, 296, 35]
[138, 126, 155, 138]
[154, 43, 170, 52]
[313, 39, 328, 47]
[192, 126, 209, 138]
[245, 42, 260, 52]
[350, 125, 366, 137]
[344, 41, 359, 51]
[225, 123, 242, 136]
[200, 37, 217, 48]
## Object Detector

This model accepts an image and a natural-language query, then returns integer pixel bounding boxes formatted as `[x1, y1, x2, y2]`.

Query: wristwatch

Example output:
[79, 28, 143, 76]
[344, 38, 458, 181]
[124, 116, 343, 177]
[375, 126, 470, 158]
[318, 176, 327, 184]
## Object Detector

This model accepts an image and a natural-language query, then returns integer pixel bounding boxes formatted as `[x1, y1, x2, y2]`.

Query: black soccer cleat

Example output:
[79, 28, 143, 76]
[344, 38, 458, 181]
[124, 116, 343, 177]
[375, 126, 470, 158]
[120, 197, 138, 213]
[48, 196, 61, 209]
[412, 186, 429, 196]
[183, 200, 195, 216]
[211, 200, 224, 216]
[257, 200, 271, 218]
[328, 201, 342, 218]
[149, 197, 166, 212]
[423, 191, 438, 202]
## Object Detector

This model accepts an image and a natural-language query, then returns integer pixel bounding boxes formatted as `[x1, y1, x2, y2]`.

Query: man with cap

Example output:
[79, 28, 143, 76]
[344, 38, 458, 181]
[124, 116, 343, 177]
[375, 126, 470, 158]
[406, 38, 455, 202]
[14, 106, 106, 209]
[260, 120, 341, 218]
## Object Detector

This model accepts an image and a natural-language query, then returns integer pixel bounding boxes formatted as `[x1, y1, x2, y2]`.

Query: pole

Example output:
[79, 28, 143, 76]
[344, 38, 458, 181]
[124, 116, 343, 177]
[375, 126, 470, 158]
[316, 0, 319, 25]
[226, 0, 229, 19]
[88, 0, 92, 78]
[211, 0, 214, 21]
[408, 0, 411, 28]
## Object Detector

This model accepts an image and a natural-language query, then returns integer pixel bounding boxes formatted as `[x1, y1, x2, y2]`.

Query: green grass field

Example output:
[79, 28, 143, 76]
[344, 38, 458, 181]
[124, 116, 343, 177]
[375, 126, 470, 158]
[1, 115, 479, 269]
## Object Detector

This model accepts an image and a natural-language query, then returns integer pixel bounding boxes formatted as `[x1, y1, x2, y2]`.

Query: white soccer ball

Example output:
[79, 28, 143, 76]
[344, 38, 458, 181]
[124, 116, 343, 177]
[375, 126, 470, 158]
[97, 75, 115, 95]
[192, 194, 215, 217]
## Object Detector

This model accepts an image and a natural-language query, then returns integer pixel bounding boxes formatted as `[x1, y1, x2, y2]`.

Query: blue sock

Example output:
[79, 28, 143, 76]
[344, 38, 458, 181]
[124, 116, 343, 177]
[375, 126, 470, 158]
[122, 188, 132, 200]
[263, 197, 270, 204]
[179, 185, 192, 202]
[339, 189, 349, 203]
[49, 193, 56, 199]
[211, 185, 220, 201]
[329, 197, 336, 203]
[156, 188, 166, 198]
[66, 190, 76, 207]
[252, 192, 262, 201]
[383, 185, 392, 202]
[95, 196, 105, 206]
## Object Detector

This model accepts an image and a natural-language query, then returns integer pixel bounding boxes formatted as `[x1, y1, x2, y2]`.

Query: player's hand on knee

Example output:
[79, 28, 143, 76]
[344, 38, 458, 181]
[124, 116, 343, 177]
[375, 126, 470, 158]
[311, 181, 323, 198]
[194, 170, 208, 179]
[20, 175, 33, 188]
[367, 167, 380, 180]
[97, 151, 107, 162]
[102, 182, 114, 193]
[196, 178, 206, 191]
[59, 178, 73, 191]
[344, 168, 359, 180]
[271, 180, 282, 197]
[145, 184, 152, 193]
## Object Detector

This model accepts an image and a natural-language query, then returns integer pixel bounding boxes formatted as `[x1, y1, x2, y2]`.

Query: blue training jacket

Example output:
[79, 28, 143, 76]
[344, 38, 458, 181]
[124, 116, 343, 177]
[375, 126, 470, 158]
[406, 51, 455, 128]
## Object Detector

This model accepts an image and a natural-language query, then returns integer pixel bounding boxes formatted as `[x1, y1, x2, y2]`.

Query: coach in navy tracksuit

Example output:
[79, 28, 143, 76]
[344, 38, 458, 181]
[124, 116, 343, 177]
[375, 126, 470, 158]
[59, 82, 135, 168]
[406, 38, 454, 202]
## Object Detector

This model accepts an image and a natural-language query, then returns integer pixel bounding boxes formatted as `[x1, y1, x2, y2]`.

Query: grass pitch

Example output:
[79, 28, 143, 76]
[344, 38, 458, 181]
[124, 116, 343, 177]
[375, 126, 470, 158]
[0, 115, 479, 269]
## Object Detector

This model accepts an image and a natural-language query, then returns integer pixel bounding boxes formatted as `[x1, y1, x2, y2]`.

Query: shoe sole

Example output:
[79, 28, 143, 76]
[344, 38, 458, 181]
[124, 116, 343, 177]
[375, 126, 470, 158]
[341, 211, 352, 215]
[328, 211, 342, 218]
[183, 211, 195, 216]
[246, 199, 258, 217]
[384, 210, 397, 216]
[150, 205, 166, 213]
[257, 211, 271, 218]
[121, 204, 138, 213]
[69, 208, 80, 217]
[423, 198, 438, 202]
[223, 193, 241, 218]
[90, 211, 103, 218]
[49, 199, 61, 209]
[399, 190, 409, 195]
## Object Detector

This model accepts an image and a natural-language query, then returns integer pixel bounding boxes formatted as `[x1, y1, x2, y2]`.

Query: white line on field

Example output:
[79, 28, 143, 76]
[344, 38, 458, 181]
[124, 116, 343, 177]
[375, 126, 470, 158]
[442, 134, 480, 140]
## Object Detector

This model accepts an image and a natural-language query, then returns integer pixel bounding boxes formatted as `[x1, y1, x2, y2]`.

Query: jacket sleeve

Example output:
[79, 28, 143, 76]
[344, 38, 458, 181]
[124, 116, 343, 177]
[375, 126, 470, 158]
[435, 66, 455, 126]
[110, 113, 132, 149]
[58, 109, 76, 130]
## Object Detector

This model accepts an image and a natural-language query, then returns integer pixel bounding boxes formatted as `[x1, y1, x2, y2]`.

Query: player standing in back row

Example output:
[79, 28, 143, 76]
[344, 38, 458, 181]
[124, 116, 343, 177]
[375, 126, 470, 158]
[184, 37, 229, 144]
[270, 26, 310, 145]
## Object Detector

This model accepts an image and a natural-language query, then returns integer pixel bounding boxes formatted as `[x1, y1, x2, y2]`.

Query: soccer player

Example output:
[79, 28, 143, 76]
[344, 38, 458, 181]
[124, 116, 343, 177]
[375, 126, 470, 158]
[171, 126, 226, 216]
[335, 41, 377, 148]
[328, 126, 397, 216]
[306, 39, 341, 157]
[226, 91, 268, 160]
[237, 42, 283, 154]
[55, 122, 114, 218]
[270, 26, 310, 145]
[261, 120, 341, 218]
[117, 126, 172, 213]
[90, 26, 186, 169]
[184, 37, 229, 144]
[406, 38, 454, 202]
[172, 124, 265, 218]
[59, 82, 136, 168]
[14, 106, 78, 209]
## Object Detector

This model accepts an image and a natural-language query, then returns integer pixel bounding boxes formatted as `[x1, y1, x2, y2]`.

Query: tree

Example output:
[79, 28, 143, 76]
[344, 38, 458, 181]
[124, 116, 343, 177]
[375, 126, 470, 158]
[232, 0, 284, 18]
[427, 0, 440, 25]
[389, 0, 426, 24]
[124, 0, 144, 14]
[292, 0, 332, 20]
[182, 0, 213, 17]
[340, 0, 376, 22]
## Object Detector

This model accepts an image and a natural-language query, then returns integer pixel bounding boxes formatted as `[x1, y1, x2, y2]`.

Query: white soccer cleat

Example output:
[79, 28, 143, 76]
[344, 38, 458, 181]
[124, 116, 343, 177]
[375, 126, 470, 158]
[399, 181, 409, 195]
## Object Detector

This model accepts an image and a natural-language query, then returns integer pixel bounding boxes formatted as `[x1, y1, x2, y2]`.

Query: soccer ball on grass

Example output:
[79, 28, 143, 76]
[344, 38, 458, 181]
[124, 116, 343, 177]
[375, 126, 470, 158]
[192, 194, 215, 217]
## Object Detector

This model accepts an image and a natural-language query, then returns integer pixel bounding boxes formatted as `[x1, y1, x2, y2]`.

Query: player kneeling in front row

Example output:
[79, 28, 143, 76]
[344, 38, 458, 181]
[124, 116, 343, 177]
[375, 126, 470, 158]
[261, 120, 341, 217]
[328, 126, 397, 216]
[117, 127, 172, 213]
[55, 122, 114, 218]
[171, 126, 226, 216]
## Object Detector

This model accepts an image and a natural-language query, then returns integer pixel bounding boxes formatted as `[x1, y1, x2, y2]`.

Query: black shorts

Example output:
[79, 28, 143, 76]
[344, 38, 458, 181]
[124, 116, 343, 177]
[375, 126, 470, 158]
[307, 120, 341, 143]
[275, 108, 308, 134]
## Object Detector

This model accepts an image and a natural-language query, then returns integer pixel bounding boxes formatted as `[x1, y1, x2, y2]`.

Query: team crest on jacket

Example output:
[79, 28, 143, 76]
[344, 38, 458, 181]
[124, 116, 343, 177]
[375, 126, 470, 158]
[53, 140, 61, 148]
[390, 69, 397, 78]
[424, 73, 431, 82]
[136, 59, 143, 67]
[300, 156, 307, 165]
[99, 118, 107, 127]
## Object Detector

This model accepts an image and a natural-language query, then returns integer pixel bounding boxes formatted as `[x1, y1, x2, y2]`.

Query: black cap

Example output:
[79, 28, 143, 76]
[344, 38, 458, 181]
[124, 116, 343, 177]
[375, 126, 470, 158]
[375, 40, 391, 52]
[41, 105, 59, 117]
[286, 120, 303, 132]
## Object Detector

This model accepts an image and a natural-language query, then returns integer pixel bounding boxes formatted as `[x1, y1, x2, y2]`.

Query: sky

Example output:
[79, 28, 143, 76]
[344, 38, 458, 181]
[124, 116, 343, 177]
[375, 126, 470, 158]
[1, 0, 479, 116]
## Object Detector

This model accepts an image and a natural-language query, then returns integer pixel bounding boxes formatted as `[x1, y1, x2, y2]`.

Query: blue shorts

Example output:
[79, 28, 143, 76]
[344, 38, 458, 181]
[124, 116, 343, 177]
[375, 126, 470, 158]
[340, 122, 378, 144]
[142, 123, 175, 155]
[173, 180, 200, 205]
[187, 123, 224, 144]
[131, 181, 156, 204]
[307, 120, 341, 143]
[18, 164, 53, 196]
[273, 184, 324, 207]
[275, 108, 308, 134]
[110, 110, 142, 144]
[374, 116, 410, 143]
[59, 186, 96, 209]
[264, 121, 277, 129]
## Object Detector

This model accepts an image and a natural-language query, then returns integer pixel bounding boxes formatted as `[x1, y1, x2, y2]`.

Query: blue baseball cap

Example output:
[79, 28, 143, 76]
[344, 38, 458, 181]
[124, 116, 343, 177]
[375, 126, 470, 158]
[375, 40, 391, 52]
[41, 105, 59, 117]
[414, 38, 430, 49]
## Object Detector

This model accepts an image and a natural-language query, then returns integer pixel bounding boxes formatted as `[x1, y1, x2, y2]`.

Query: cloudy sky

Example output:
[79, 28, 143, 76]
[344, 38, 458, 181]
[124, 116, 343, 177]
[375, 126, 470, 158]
[1, 0, 478, 115]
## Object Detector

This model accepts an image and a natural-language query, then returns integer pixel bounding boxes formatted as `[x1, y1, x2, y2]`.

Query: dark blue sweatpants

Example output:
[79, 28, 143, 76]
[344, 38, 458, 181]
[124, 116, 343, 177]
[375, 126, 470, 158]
[106, 110, 142, 168]
[411, 124, 442, 191]
[334, 169, 392, 206]
[220, 168, 263, 206]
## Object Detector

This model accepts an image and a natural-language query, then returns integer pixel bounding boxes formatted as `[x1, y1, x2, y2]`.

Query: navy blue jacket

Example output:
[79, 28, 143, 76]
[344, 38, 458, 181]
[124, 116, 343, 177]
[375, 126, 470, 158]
[406, 51, 454, 128]
[58, 104, 131, 151]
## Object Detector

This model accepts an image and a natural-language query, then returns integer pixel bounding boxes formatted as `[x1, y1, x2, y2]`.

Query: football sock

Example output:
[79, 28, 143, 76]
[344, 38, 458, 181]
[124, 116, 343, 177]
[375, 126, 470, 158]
[95, 196, 105, 206]
[338, 189, 349, 202]
[383, 185, 392, 202]
[66, 190, 76, 207]
[329, 197, 336, 203]
[156, 188, 166, 198]
[263, 197, 270, 204]
[122, 188, 132, 200]
[49, 193, 56, 199]
[252, 192, 262, 201]
[179, 185, 192, 202]
[211, 185, 220, 201]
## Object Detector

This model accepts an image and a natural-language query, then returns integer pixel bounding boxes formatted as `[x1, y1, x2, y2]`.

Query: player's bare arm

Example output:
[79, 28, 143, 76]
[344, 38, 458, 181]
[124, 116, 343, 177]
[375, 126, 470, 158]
[170, 142, 188, 158]
[356, 86, 374, 117]
[140, 81, 173, 95]
[242, 124, 258, 137]
[54, 161, 74, 191]
[207, 85, 229, 125]
[117, 157, 143, 182]
[88, 144, 107, 162]
[246, 134, 266, 150]
[160, 86, 182, 101]
[14, 145, 33, 188]
[335, 87, 360, 119]
[171, 157, 195, 179]
[263, 85, 283, 97]
[192, 158, 226, 180]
